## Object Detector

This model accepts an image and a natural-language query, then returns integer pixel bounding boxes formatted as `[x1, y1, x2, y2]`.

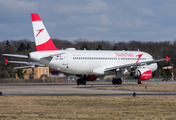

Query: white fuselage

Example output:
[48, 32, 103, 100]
[29, 50, 158, 75]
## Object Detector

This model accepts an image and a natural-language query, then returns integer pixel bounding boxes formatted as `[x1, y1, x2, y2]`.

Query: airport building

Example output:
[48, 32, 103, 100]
[15, 66, 49, 79]
[15, 67, 76, 83]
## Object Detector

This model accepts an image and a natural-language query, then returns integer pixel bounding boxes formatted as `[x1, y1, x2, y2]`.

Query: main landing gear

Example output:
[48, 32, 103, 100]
[112, 78, 122, 85]
[76, 75, 86, 85]
[112, 70, 123, 85]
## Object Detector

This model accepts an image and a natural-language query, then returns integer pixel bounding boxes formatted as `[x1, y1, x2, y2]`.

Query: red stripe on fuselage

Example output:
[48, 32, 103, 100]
[31, 13, 41, 22]
[36, 38, 59, 51]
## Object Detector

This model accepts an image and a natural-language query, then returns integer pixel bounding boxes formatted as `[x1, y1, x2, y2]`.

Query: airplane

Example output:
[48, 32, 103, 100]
[3, 13, 170, 85]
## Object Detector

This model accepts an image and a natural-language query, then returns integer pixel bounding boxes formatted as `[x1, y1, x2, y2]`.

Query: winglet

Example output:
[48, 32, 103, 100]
[4, 59, 8, 65]
[166, 56, 170, 62]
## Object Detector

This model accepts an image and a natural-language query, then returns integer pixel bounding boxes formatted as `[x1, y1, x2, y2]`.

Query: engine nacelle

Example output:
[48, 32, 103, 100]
[130, 68, 152, 81]
[86, 75, 98, 81]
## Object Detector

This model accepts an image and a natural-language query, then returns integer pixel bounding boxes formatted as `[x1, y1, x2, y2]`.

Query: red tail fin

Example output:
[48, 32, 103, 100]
[31, 13, 59, 51]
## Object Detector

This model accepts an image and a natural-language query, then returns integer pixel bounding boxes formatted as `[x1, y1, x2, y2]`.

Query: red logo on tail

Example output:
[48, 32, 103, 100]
[36, 28, 44, 37]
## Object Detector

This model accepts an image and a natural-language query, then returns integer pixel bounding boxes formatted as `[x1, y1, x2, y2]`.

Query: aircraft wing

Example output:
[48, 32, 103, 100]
[105, 56, 170, 71]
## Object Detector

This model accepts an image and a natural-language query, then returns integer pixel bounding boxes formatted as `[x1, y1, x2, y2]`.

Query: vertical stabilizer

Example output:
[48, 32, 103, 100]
[31, 13, 59, 51]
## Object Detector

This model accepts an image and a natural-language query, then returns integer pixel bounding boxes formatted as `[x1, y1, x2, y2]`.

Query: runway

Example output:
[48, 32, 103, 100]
[0, 82, 176, 97]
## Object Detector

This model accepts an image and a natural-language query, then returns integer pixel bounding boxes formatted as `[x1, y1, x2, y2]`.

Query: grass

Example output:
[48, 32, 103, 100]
[95, 84, 176, 92]
[0, 96, 176, 119]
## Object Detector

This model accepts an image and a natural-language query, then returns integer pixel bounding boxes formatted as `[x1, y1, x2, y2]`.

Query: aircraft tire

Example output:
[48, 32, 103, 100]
[112, 78, 117, 85]
[82, 79, 86, 85]
[77, 79, 81, 85]
[117, 78, 122, 85]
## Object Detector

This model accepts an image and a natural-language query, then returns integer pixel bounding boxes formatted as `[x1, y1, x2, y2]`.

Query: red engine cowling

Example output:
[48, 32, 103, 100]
[131, 68, 152, 81]
[86, 75, 98, 81]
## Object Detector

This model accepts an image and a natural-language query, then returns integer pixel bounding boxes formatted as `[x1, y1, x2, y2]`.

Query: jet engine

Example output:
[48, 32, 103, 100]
[76, 74, 98, 81]
[130, 68, 152, 81]
[86, 75, 98, 81]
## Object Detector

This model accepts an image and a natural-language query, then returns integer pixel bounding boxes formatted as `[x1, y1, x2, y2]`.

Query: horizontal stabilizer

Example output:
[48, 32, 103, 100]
[14, 66, 35, 69]
[6, 60, 45, 69]
[6, 60, 44, 66]
[2, 54, 28, 58]
[8, 61, 44, 66]
[4, 59, 44, 70]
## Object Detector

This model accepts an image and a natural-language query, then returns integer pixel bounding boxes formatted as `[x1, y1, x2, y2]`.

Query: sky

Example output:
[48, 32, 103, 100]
[1, 0, 176, 42]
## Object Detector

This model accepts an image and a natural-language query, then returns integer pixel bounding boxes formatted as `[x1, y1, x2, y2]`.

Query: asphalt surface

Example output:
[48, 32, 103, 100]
[0, 82, 176, 97]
